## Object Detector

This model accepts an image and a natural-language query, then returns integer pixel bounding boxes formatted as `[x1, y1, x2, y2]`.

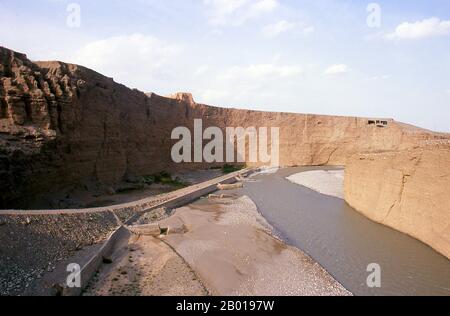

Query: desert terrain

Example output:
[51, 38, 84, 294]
[1, 46, 449, 296]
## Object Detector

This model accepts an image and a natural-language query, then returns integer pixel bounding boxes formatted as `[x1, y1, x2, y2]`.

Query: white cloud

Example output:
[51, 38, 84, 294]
[302, 26, 315, 34]
[370, 75, 390, 81]
[194, 65, 210, 77]
[199, 89, 232, 103]
[204, 0, 279, 26]
[220, 63, 303, 80]
[324, 64, 349, 76]
[71, 34, 181, 87]
[198, 62, 303, 105]
[262, 20, 296, 38]
[262, 21, 314, 38]
[387, 17, 450, 40]
[251, 0, 278, 13]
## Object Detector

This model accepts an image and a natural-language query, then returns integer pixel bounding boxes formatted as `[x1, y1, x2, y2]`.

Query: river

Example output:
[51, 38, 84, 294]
[223, 167, 450, 296]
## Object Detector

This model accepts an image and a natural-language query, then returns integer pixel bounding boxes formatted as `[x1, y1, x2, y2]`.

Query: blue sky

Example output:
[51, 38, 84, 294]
[1, 0, 449, 132]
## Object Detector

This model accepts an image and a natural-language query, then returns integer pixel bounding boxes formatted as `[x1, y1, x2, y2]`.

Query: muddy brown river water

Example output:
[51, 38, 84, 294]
[223, 167, 450, 296]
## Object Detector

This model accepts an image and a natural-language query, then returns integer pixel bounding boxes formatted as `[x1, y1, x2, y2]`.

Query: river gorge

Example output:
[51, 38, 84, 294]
[1, 46, 449, 296]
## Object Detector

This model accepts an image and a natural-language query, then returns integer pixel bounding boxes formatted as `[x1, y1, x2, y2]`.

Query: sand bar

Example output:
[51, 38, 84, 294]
[287, 170, 344, 199]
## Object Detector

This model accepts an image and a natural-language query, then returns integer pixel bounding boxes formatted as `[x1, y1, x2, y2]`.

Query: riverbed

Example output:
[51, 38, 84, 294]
[84, 194, 351, 296]
[222, 167, 450, 296]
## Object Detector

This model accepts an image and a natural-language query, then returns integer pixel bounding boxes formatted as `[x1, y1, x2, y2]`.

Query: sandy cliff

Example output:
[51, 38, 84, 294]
[0, 46, 448, 209]
[345, 147, 450, 259]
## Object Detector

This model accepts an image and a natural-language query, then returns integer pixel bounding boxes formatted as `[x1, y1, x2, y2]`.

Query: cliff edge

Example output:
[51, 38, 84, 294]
[345, 147, 450, 259]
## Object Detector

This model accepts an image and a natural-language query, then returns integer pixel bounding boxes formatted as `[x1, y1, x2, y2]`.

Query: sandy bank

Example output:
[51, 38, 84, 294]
[287, 170, 344, 199]
[159, 195, 351, 296]
[84, 233, 207, 296]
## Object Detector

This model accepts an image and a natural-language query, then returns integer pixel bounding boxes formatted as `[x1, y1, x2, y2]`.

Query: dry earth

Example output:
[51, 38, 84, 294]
[84, 234, 207, 296]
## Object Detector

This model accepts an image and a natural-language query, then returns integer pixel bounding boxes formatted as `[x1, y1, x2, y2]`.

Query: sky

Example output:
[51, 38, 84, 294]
[0, 0, 449, 132]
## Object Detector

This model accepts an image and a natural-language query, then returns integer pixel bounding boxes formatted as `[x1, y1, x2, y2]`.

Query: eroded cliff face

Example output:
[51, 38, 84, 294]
[0, 46, 448, 209]
[0, 47, 192, 208]
[345, 148, 450, 259]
